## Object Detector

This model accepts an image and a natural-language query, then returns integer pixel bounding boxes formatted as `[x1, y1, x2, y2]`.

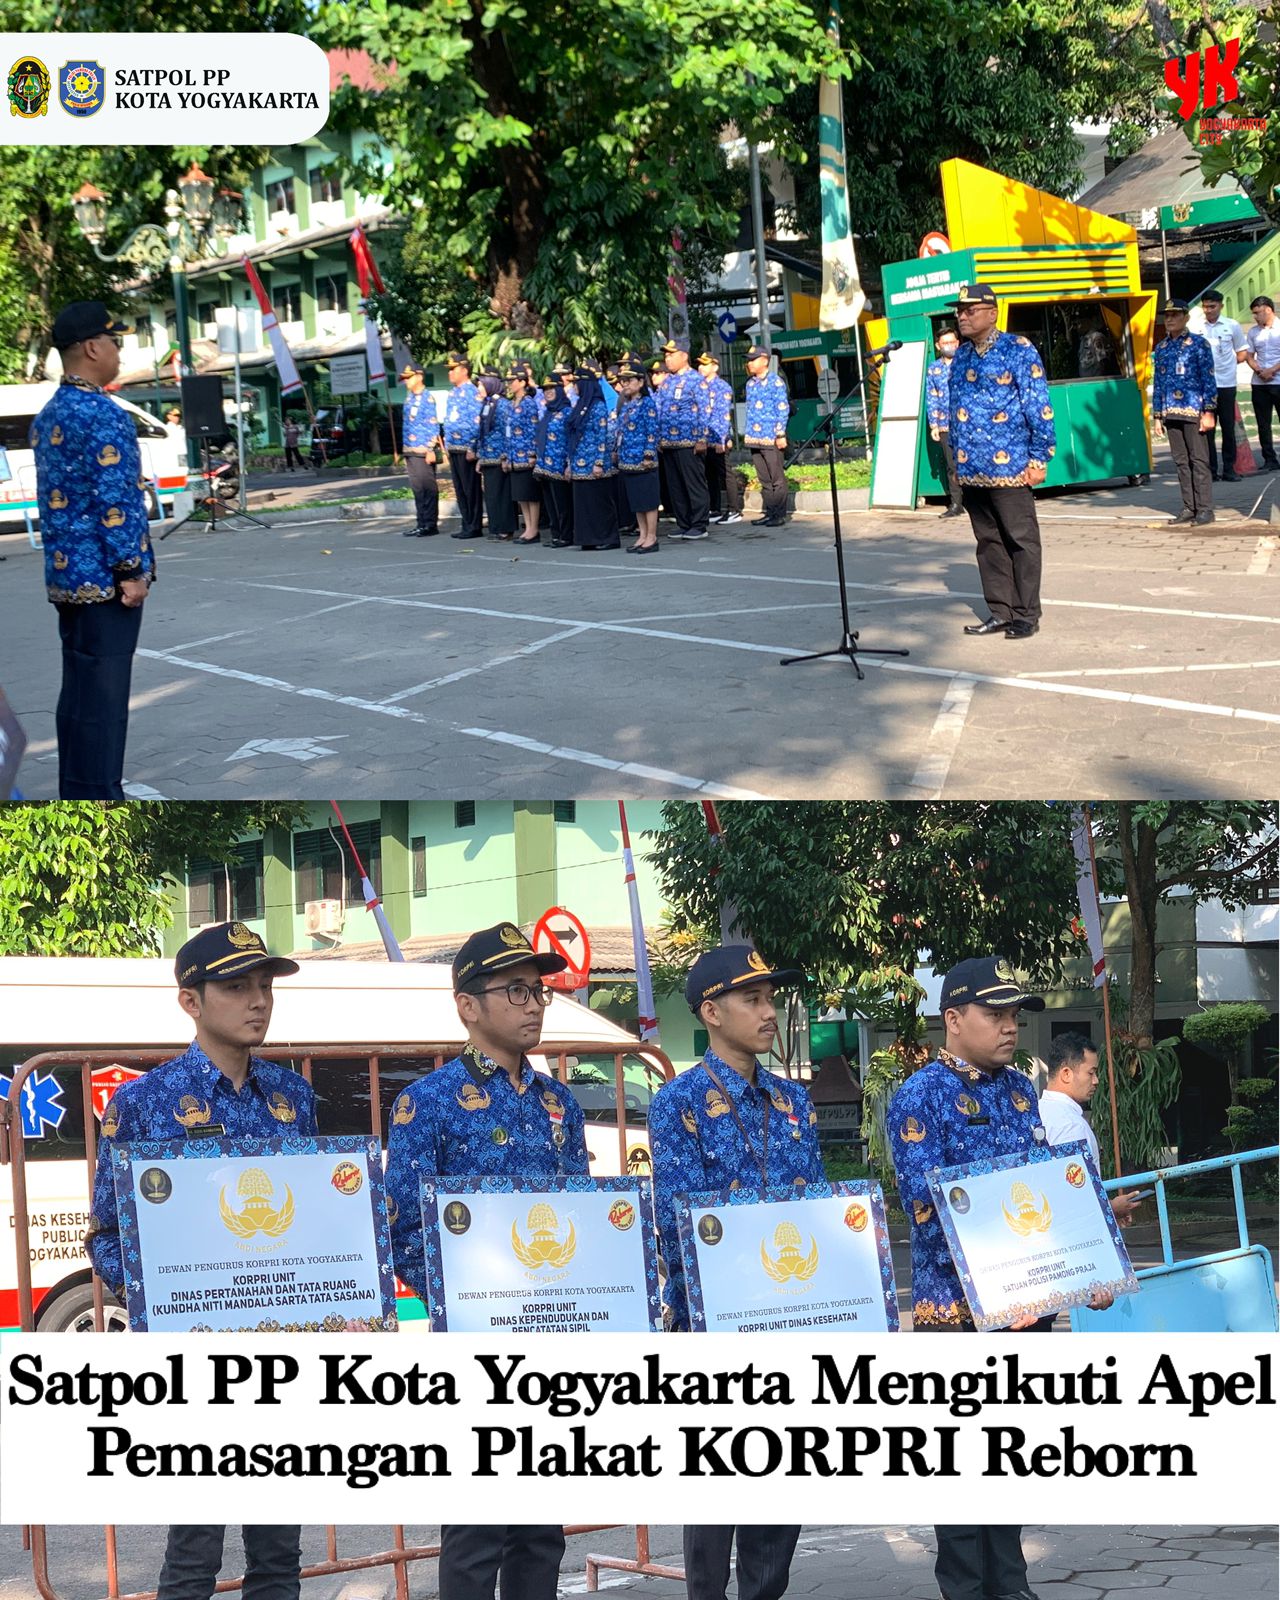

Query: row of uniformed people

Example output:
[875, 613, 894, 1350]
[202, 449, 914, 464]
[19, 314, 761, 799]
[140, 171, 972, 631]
[398, 340, 792, 546]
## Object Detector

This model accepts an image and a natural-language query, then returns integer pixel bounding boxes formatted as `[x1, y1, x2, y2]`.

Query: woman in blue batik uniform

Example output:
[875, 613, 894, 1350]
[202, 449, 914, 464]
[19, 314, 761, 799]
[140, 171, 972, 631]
[566, 365, 618, 551]
[475, 368, 515, 540]
[614, 360, 661, 553]
[504, 361, 543, 544]
[535, 370, 574, 547]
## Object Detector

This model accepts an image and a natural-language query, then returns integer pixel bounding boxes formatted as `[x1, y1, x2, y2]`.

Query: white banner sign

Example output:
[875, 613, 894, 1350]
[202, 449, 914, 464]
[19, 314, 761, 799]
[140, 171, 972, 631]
[328, 353, 369, 396]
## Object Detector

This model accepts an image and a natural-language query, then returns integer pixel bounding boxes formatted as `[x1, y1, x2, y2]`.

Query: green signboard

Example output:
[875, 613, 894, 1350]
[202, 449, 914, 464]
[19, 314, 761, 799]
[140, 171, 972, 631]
[1158, 193, 1260, 231]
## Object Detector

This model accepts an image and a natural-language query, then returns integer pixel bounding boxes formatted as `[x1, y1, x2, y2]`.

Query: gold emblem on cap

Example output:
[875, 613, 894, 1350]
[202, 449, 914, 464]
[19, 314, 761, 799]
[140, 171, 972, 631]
[498, 923, 526, 947]
[746, 950, 769, 974]
[995, 958, 1016, 983]
[228, 923, 260, 948]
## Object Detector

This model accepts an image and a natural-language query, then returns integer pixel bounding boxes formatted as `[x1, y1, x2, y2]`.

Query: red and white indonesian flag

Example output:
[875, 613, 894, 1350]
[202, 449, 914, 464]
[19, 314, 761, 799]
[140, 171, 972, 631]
[1070, 807, 1107, 987]
[618, 802, 658, 1041]
[242, 256, 303, 397]
[350, 225, 387, 383]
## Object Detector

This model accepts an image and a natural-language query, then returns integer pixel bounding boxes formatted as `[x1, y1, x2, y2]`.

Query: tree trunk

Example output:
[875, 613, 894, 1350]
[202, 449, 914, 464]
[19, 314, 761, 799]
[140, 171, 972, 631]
[1116, 802, 1160, 1047]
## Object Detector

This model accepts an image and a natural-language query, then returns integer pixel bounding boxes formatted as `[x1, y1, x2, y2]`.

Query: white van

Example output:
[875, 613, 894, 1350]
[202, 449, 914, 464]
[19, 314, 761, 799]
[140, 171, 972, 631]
[0, 956, 672, 1330]
[0, 382, 189, 528]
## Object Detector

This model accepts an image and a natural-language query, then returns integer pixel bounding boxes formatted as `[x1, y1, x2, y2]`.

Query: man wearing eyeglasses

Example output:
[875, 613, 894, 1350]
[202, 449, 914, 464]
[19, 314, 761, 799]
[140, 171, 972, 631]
[385, 920, 587, 1600]
[32, 300, 155, 798]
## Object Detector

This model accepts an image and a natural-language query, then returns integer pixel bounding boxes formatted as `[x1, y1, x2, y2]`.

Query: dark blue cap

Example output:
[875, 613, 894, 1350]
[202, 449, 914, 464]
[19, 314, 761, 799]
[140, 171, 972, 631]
[660, 337, 690, 354]
[685, 945, 803, 1013]
[949, 283, 998, 308]
[1162, 297, 1191, 313]
[453, 922, 568, 991]
[745, 344, 771, 361]
[52, 300, 129, 351]
[940, 956, 1044, 1013]
[175, 922, 299, 988]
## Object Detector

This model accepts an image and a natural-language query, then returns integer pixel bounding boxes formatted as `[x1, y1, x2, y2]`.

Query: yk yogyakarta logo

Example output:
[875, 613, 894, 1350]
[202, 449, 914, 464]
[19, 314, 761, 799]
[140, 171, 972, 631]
[1163, 37, 1268, 144]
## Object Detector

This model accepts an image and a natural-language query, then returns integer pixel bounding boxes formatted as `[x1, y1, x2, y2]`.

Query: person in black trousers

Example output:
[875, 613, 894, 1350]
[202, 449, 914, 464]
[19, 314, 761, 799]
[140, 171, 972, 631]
[682, 1529, 800, 1600]
[157, 1527, 301, 1600]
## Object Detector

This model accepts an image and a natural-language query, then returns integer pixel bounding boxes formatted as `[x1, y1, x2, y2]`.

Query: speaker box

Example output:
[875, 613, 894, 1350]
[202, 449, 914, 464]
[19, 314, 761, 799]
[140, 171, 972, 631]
[180, 375, 226, 437]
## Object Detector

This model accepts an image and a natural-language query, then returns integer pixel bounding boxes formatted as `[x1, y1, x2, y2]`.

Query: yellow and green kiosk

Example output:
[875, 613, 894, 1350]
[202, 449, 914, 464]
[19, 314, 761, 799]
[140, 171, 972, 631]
[868, 159, 1157, 509]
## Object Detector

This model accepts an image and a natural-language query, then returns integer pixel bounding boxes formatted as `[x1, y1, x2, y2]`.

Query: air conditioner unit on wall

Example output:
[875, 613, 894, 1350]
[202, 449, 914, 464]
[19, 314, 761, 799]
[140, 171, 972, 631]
[305, 899, 345, 936]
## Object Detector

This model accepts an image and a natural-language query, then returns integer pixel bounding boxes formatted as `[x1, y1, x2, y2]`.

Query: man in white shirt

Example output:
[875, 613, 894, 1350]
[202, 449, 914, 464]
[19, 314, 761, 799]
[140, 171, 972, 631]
[1190, 289, 1248, 480]
[1245, 295, 1280, 471]
[1039, 1033, 1142, 1223]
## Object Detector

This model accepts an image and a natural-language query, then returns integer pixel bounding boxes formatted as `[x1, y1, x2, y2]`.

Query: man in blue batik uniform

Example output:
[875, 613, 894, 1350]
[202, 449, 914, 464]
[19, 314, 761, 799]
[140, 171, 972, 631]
[1152, 298, 1217, 526]
[925, 325, 964, 517]
[386, 921, 586, 1600]
[442, 351, 484, 539]
[741, 345, 790, 527]
[888, 954, 1114, 1600]
[84, 921, 310, 1600]
[400, 361, 442, 538]
[657, 336, 712, 539]
[948, 284, 1056, 641]
[696, 351, 743, 525]
[33, 301, 155, 798]
[649, 945, 823, 1600]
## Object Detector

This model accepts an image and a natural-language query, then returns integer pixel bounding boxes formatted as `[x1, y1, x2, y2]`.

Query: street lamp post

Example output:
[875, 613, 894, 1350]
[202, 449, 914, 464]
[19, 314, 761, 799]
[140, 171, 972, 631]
[71, 163, 241, 474]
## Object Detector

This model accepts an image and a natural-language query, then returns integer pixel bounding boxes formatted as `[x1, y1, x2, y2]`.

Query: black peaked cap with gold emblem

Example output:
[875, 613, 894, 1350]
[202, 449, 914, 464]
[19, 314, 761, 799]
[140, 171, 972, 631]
[174, 922, 300, 987]
[453, 922, 568, 990]
[940, 955, 1044, 1012]
[685, 944, 803, 1012]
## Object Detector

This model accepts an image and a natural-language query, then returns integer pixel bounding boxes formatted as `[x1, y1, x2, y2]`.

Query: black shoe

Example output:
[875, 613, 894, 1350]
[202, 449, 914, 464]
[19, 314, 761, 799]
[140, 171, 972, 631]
[627, 541, 660, 555]
[1210, 471, 1221, 481]
[964, 617, 1007, 636]
[1264, 460, 1280, 472]
[451, 530, 483, 540]
[419, 527, 439, 537]
[940, 505, 965, 518]
[1194, 509, 1215, 525]
[1223, 471, 1242, 482]
[750, 515, 774, 525]
[549, 538, 574, 548]
[1005, 620, 1039, 639]
[762, 518, 786, 528]
[1169, 509, 1196, 524]
[401, 528, 419, 537]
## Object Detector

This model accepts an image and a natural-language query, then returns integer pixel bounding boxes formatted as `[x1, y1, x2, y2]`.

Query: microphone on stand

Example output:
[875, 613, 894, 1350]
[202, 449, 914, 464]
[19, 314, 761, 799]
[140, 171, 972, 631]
[865, 340, 904, 364]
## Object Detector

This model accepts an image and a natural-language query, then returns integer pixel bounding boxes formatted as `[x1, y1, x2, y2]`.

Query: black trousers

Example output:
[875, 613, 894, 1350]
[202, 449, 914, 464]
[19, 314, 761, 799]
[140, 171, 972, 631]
[481, 463, 515, 537]
[750, 446, 788, 520]
[283, 444, 304, 471]
[683, 1527, 800, 1600]
[664, 447, 711, 532]
[405, 453, 440, 532]
[1206, 387, 1239, 476]
[542, 478, 573, 543]
[935, 430, 963, 508]
[1165, 418, 1213, 513]
[658, 452, 673, 518]
[449, 449, 484, 535]
[438, 1525, 565, 1600]
[704, 450, 743, 516]
[934, 1527, 1028, 1600]
[157, 1526, 301, 1600]
[961, 484, 1042, 625]
[1250, 384, 1280, 465]
[55, 594, 144, 800]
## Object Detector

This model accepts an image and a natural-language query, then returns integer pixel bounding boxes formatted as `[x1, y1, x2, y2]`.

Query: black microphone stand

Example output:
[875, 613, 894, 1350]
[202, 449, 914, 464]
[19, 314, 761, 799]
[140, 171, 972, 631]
[780, 356, 908, 680]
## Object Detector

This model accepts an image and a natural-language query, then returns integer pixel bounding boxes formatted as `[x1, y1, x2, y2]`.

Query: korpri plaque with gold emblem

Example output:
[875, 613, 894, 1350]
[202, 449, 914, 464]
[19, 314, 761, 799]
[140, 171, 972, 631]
[928, 1143, 1138, 1329]
[675, 1181, 898, 1333]
[112, 1135, 396, 1332]
[421, 1175, 660, 1331]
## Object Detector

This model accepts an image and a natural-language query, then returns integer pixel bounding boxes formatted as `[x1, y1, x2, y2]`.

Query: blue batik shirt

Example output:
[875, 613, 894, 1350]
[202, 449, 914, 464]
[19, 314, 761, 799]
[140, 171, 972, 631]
[442, 383, 482, 450]
[403, 390, 441, 453]
[568, 399, 614, 478]
[475, 396, 511, 469]
[648, 1051, 826, 1331]
[743, 373, 790, 446]
[536, 408, 571, 480]
[949, 331, 1056, 487]
[32, 377, 155, 605]
[616, 392, 660, 470]
[656, 368, 711, 450]
[887, 1050, 1045, 1329]
[925, 357, 953, 430]
[85, 1041, 318, 1295]
[506, 394, 540, 469]
[1153, 332, 1217, 421]
[384, 1045, 589, 1301]
[703, 376, 734, 446]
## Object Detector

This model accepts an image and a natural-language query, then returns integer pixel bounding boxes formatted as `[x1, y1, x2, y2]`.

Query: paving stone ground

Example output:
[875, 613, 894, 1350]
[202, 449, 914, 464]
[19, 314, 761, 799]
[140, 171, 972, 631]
[0, 1525, 1271, 1600]
[3, 448, 1278, 800]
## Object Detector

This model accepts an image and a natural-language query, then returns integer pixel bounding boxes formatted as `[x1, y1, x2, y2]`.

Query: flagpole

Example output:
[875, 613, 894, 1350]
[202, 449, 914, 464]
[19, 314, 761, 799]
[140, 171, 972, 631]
[618, 802, 659, 1042]
[329, 801, 404, 961]
[1082, 801, 1123, 1179]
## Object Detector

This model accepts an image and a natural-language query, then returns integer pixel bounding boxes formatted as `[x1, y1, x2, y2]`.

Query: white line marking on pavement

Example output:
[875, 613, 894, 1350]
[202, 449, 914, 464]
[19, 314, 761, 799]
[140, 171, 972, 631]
[133, 649, 761, 796]
[156, 599, 369, 656]
[380, 626, 589, 704]
[905, 675, 977, 798]
[1018, 658, 1280, 681]
[122, 782, 167, 798]
[1248, 536, 1277, 576]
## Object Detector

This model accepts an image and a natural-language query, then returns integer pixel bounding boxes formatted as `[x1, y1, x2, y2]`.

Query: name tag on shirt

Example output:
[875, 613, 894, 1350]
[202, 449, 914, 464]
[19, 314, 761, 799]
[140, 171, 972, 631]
[187, 1123, 227, 1139]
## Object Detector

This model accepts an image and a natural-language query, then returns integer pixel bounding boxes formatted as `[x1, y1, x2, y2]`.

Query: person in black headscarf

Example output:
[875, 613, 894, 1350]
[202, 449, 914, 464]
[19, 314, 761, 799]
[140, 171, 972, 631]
[535, 368, 575, 548]
[475, 368, 515, 540]
[566, 365, 619, 551]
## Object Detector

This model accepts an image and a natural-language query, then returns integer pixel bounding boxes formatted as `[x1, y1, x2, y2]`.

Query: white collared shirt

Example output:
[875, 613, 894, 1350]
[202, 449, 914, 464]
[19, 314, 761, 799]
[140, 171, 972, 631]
[1189, 311, 1246, 386]
[1038, 1087, 1100, 1168]
[1246, 320, 1280, 384]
